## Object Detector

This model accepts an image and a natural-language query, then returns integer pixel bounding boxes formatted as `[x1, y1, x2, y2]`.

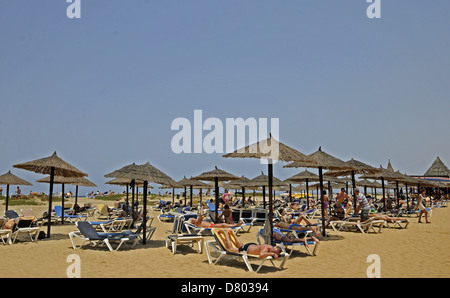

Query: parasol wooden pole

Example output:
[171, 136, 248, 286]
[351, 171, 356, 208]
[47, 167, 55, 238]
[131, 179, 135, 219]
[125, 183, 129, 216]
[190, 185, 193, 207]
[289, 183, 292, 203]
[268, 161, 274, 245]
[5, 184, 9, 211]
[262, 185, 266, 209]
[172, 187, 175, 204]
[319, 166, 326, 237]
[214, 177, 219, 221]
[382, 177, 386, 211]
[75, 185, 79, 206]
[306, 179, 310, 209]
[143, 180, 148, 245]
[61, 183, 65, 225]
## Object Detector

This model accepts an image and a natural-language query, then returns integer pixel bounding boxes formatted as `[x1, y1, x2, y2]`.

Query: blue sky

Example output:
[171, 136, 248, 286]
[1, 0, 449, 194]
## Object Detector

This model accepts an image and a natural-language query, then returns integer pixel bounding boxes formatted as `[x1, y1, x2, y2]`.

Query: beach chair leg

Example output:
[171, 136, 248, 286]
[103, 239, 114, 252]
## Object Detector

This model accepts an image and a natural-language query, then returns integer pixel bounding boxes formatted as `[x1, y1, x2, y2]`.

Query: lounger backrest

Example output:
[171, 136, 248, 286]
[5, 210, 20, 219]
[54, 206, 63, 217]
[77, 221, 103, 240]
[211, 228, 240, 254]
[21, 208, 34, 217]
[17, 219, 33, 228]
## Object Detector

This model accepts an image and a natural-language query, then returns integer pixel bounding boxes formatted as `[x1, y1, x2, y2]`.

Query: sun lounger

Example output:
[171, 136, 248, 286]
[20, 208, 57, 226]
[329, 218, 385, 234]
[165, 233, 204, 254]
[54, 206, 87, 223]
[257, 227, 319, 256]
[11, 218, 40, 244]
[0, 218, 12, 245]
[204, 228, 289, 273]
[384, 218, 409, 229]
[183, 219, 244, 235]
[69, 221, 139, 251]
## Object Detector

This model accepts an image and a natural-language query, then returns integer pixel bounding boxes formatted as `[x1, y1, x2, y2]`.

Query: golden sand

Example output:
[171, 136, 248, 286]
[1, 197, 449, 278]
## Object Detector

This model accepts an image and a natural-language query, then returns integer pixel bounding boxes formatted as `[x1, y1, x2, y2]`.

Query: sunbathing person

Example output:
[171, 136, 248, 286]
[274, 220, 321, 238]
[191, 212, 242, 229]
[273, 227, 320, 250]
[215, 228, 282, 259]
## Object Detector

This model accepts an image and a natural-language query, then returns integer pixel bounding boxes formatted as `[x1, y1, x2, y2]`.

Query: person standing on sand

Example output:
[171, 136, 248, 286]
[417, 188, 430, 224]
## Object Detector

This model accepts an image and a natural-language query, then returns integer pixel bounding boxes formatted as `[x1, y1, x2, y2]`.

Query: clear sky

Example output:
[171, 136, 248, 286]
[1, 0, 449, 195]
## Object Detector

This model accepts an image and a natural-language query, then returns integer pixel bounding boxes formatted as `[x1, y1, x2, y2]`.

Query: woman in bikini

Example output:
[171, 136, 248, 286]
[191, 211, 243, 229]
[215, 228, 282, 259]
[417, 188, 430, 223]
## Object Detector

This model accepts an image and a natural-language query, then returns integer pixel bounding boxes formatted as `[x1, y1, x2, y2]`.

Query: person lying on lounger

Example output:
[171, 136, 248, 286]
[215, 228, 282, 259]
[274, 209, 320, 237]
[272, 227, 320, 250]
[190, 211, 242, 229]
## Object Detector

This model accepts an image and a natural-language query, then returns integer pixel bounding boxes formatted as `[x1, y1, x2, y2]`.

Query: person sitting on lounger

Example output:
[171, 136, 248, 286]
[215, 228, 282, 259]
[191, 210, 242, 229]
[325, 201, 347, 228]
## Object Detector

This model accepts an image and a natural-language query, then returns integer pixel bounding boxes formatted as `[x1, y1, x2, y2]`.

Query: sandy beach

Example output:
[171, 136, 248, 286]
[1, 196, 449, 279]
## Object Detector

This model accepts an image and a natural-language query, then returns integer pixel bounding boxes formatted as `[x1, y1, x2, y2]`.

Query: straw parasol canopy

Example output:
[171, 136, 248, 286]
[13, 151, 87, 178]
[223, 134, 316, 164]
[0, 171, 33, 211]
[105, 162, 177, 244]
[192, 166, 239, 220]
[247, 171, 287, 208]
[105, 162, 178, 187]
[284, 170, 320, 207]
[284, 147, 355, 236]
[13, 151, 87, 238]
[105, 177, 152, 187]
[226, 175, 252, 189]
[223, 134, 314, 244]
[37, 176, 96, 187]
[36, 175, 97, 218]
[424, 157, 450, 177]
[360, 166, 404, 210]
[177, 176, 208, 207]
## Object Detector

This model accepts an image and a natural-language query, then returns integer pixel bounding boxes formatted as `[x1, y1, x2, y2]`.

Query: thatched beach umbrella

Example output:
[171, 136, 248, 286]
[177, 176, 207, 207]
[13, 151, 87, 238]
[105, 178, 154, 216]
[0, 171, 33, 211]
[424, 157, 450, 177]
[36, 176, 96, 222]
[192, 166, 239, 220]
[325, 158, 381, 207]
[223, 134, 315, 244]
[105, 162, 178, 244]
[285, 169, 320, 208]
[360, 166, 400, 211]
[284, 147, 354, 236]
[247, 171, 286, 209]
[226, 175, 252, 207]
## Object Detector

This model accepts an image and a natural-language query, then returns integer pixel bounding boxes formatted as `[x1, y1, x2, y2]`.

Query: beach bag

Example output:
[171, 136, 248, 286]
[37, 231, 46, 240]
